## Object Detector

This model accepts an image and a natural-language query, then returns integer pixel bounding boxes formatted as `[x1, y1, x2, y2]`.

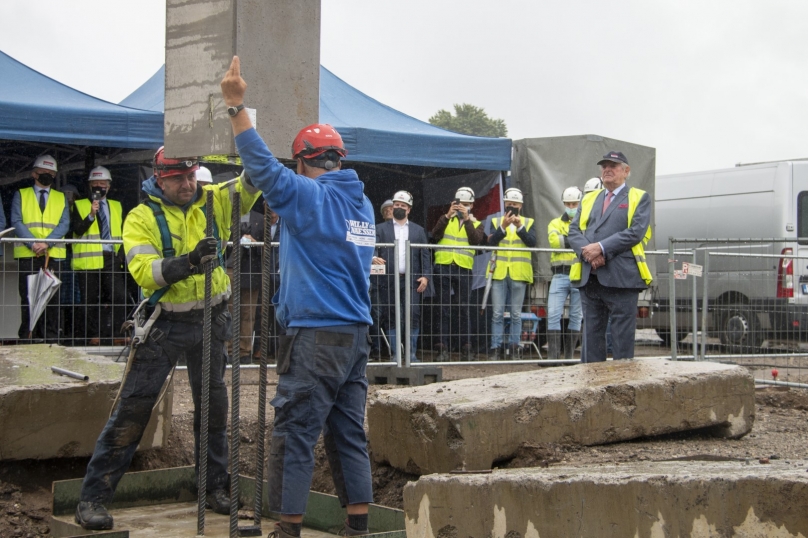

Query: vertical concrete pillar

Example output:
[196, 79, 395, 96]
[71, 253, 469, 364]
[165, 0, 320, 159]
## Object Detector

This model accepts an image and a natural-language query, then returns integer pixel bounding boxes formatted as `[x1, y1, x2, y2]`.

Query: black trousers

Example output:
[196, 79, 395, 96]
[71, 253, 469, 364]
[18, 257, 62, 340]
[76, 252, 128, 341]
[435, 262, 473, 349]
[579, 274, 641, 362]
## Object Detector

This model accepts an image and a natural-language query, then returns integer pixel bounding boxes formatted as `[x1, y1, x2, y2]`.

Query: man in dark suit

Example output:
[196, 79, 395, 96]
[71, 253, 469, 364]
[568, 151, 653, 362]
[372, 190, 432, 363]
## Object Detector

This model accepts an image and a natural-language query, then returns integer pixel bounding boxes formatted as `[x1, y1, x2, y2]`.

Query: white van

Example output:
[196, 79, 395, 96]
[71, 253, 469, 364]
[644, 160, 808, 351]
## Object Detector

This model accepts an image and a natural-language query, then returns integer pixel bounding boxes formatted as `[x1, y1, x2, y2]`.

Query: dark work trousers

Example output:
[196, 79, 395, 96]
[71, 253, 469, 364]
[17, 256, 62, 340]
[435, 262, 473, 350]
[76, 252, 128, 342]
[268, 324, 373, 515]
[579, 274, 641, 363]
[80, 305, 232, 504]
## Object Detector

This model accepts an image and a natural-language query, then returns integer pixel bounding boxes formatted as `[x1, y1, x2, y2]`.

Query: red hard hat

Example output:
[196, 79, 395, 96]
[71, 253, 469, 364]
[291, 124, 347, 160]
[153, 146, 199, 178]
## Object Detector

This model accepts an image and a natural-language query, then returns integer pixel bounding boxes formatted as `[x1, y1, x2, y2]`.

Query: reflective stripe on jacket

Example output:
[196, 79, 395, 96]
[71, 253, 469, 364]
[435, 217, 481, 269]
[72, 198, 122, 270]
[548, 215, 577, 267]
[123, 179, 260, 312]
[490, 216, 534, 283]
[14, 187, 67, 259]
[570, 187, 653, 285]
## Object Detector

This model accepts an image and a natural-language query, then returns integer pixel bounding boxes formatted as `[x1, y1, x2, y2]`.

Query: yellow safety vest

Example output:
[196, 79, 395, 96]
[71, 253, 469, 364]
[548, 215, 577, 267]
[435, 217, 481, 270]
[570, 187, 653, 286]
[71, 198, 123, 270]
[14, 187, 67, 259]
[123, 179, 261, 312]
[490, 216, 534, 283]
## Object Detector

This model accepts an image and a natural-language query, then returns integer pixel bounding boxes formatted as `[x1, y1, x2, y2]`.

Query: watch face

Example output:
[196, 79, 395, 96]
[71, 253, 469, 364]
[228, 105, 242, 117]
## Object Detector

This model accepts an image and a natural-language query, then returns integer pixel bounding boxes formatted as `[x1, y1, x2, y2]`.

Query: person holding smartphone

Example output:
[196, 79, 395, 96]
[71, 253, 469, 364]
[431, 186, 486, 361]
[486, 188, 536, 360]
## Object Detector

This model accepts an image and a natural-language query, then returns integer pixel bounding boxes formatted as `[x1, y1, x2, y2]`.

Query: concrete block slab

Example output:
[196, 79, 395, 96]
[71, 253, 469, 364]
[0, 345, 171, 461]
[368, 360, 754, 474]
[403, 461, 808, 538]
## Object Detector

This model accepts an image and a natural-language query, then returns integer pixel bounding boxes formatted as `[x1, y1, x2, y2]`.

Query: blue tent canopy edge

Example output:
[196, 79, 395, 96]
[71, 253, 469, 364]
[121, 65, 511, 171]
[0, 50, 163, 149]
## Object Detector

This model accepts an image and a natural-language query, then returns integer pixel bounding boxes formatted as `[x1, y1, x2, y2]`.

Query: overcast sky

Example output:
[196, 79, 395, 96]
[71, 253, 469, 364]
[1, 0, 806, 175]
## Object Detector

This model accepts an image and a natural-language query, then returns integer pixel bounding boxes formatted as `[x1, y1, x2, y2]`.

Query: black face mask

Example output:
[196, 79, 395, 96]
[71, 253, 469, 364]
[37, 174, 54, 186]
[392, 208, 407, 221]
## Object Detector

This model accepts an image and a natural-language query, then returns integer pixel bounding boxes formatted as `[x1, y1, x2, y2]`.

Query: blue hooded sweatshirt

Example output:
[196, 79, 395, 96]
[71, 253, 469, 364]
[235, 128, 374, 328]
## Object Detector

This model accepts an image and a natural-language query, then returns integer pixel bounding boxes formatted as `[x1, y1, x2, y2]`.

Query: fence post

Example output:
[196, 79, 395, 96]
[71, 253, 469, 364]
[404, 241, 412, 367]
[668, 238, 677, 359]
[692, 249, 698, 359]
[700, 252, 711, 361]
[393, 240, 402, 367]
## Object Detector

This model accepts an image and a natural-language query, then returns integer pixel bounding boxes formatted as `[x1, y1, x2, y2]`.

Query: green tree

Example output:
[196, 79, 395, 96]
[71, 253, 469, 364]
[428, 103, 508, 137]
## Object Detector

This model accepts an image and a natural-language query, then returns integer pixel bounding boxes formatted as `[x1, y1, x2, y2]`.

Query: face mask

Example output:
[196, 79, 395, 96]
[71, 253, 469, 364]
[565, 207, 577, 218]
[392, 208, 407, 221]
[37, 174, 54, 186]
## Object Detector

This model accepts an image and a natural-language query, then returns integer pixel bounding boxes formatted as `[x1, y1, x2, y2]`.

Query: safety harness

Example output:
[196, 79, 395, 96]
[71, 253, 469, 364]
[144, 198, 224, 306]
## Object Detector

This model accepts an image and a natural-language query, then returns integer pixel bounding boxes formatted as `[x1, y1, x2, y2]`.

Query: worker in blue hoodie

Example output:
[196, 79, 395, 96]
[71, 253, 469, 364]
[222, 56, 375, 538]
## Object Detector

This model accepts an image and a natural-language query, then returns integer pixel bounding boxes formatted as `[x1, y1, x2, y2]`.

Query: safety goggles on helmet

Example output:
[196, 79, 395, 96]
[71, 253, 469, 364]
[153, 146, 199, 178]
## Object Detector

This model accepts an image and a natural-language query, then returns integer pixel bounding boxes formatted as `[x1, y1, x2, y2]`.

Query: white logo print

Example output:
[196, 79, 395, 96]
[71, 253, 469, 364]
[345, 219, 375, 247]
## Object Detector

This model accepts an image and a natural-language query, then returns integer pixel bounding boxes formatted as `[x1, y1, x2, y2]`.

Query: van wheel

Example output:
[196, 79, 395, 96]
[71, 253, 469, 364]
[719, 307, 763, 354]
[656, 328, 687, 349]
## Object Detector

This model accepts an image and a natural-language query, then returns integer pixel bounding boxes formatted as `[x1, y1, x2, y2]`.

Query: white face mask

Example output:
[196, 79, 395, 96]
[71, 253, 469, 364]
[565, 207, 578, 218]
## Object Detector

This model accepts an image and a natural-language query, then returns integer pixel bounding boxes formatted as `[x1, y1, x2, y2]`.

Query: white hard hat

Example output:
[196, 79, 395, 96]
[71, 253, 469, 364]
[455, 187, 475, 203]
[503, 188, 523, 204]
[87, 166, 112, 182]
[562, 186, 583, 203]
[380, 199, 394, 210]
[33, 154, 58, 172]
[196, 166, 213, 184]
[392, 190, 413, 206]
[584, 177, 603, 193]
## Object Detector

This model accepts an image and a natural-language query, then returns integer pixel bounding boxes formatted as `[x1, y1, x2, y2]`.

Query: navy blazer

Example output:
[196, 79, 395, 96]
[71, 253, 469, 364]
[375, 220, 434, 296]
[567, 186, 651, 289]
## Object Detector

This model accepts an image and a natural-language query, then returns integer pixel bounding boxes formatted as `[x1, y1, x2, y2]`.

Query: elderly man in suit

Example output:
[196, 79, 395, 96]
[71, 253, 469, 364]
[568, 151, 653, 362]
[372, 190, 432, 363]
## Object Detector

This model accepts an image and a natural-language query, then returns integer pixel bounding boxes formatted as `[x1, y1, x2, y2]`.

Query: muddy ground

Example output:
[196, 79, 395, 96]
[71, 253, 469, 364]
[2, 349, 808, 537]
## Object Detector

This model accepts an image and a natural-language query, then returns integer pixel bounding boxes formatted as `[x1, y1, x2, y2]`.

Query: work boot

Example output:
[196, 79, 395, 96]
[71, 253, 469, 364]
[509, 345, 523, 360]
[206, 488, 230, 515]
[340, 520, 369, 536]
[461, 344, 475, 362]
[435, 345, 450, 362]
[268, 522, 299, 538]
[564, 331, 581, 360]
[488, 347, 501, 361]
[547, 330, 562, 360]
[75, 501, 113, 530]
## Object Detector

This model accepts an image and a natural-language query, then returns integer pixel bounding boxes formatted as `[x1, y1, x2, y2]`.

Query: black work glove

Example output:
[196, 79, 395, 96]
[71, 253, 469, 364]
[189, 237, 218, 267]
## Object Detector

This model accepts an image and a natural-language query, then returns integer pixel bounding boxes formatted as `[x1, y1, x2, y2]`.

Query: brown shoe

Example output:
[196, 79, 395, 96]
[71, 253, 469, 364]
[88, 338, 101, 346]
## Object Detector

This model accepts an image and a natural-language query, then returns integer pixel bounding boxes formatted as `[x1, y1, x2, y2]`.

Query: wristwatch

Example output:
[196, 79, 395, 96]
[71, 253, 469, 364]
[227, 104, 245, 117]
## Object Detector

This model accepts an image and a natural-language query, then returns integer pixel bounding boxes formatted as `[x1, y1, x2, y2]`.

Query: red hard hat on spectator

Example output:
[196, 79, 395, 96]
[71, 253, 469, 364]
[291, 124, 347, 160]
[153, 146, 199, 179]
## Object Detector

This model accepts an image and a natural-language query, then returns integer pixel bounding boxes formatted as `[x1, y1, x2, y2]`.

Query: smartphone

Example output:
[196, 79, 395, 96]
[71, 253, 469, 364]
[91, 191, 104, 201]
[506, 207, 519, 216]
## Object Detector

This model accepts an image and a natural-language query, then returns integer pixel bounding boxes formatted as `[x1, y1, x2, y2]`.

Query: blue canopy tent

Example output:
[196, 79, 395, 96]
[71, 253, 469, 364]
[0, 51, 163, 149]
[120, 65, 511, 171]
